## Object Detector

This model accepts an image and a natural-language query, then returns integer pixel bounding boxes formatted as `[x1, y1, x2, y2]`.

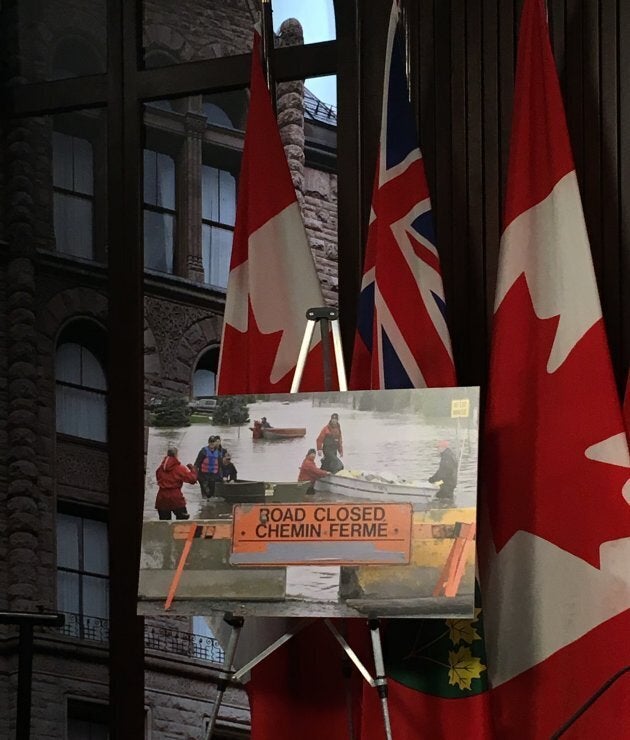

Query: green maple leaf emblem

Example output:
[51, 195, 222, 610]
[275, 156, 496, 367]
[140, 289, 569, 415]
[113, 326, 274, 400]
[446, 608, 482, 645]
[384, 599, 489, 698]
[447, 646, 487, 691]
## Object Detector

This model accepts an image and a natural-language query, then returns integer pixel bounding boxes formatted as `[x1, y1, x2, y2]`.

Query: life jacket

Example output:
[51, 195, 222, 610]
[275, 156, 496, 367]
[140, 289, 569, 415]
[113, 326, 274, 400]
[200, 446, 221, 474]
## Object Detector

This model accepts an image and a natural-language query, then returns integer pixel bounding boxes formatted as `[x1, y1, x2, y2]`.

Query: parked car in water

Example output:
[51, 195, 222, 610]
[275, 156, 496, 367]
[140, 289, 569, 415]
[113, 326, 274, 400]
[189, 397, 218, 413]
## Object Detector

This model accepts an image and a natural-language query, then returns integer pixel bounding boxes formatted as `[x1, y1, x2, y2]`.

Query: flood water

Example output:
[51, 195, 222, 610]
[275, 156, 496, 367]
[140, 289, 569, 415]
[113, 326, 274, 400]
[142, 397, 479, 608]
[144, 398, 478, 520]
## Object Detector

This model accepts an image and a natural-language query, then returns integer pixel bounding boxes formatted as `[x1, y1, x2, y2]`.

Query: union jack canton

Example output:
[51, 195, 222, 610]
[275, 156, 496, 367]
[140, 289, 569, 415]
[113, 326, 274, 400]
[350, 4, 456, 390]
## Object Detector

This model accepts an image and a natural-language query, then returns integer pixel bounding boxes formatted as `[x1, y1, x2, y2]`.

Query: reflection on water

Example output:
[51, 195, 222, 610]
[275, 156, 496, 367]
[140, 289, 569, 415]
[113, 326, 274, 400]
[286, 565, 340, 601]
[144, 398, 478, 521]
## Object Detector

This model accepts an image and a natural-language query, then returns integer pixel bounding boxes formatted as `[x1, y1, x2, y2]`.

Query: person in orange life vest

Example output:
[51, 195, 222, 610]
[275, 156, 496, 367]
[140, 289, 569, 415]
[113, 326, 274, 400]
[155, 446, 197, 520]
[194, 436, 223, 499]
[316, 413, 344, 473]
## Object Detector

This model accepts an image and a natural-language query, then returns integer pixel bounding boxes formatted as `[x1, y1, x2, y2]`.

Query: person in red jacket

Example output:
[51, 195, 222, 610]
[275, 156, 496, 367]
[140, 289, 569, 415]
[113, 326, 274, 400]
[298, 448, 330, 493]
[155, 446, 198, 520]
[316, 413, 344, 473]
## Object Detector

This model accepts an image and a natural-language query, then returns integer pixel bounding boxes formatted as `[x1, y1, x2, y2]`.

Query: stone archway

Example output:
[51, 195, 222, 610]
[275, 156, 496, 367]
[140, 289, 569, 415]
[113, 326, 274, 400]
[144, 318, 163, 389]
[176, 316, 223, 395]
[41, 287, 108, 343]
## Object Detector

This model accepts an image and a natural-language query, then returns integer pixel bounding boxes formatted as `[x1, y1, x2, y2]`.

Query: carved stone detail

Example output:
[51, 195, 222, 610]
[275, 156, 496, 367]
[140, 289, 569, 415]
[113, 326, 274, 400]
[56, 440, 109, 493]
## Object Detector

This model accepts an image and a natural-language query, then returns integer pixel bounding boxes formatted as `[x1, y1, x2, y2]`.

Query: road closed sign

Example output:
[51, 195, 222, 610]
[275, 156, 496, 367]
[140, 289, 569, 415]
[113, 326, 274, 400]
[230, 502, 413, 566]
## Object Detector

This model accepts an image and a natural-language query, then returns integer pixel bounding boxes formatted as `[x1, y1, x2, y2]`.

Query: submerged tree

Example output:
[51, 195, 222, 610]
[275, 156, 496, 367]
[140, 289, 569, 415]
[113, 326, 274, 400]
[213, 397, 249, 425]
[153, 397, 191, 428]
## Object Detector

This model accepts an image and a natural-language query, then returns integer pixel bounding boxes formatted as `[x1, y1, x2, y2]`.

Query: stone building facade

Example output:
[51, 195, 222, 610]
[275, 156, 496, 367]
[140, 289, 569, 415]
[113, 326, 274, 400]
[1, 1, 338, 738]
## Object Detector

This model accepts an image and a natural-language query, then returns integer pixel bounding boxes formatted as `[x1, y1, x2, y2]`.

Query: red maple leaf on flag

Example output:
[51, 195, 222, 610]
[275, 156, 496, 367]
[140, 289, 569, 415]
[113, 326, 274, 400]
[220, 301, 331, 393]
[485, 275, 630, 568]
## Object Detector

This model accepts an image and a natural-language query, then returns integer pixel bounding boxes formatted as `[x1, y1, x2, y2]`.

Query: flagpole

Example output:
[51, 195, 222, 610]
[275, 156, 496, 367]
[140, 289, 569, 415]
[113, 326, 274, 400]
[260, 0, 276, 114]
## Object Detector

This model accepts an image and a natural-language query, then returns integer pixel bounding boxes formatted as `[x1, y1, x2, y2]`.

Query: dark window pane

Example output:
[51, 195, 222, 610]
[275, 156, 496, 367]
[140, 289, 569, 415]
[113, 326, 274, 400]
[57, 571, 80, 614]
[50, 110, 104, 262]
[144, 150, 175, 209]
[53, 132, 74, 190]
[74, 138, 95, 196]
[55, 338, 107, 441]
[56, 343, 106, 391]
[143, 150, 158, 205]
[80, 347, 107, 391]
[68, 717, 109, 740]
[219, 170, 236, 226]
[54, 193, 93, 259]
[56, 344, 82, 385]
[156, 154, 176, 210]
[143, 1, 254, 68]
[83, 575, 109, 618]
[56, 385, 107, 441]
[202, 225, 232, 289]
[52, 132, 95, 195]
[83, 520, 109, 575]
[202, 90, 248, 131]
[144, 210, 174, 273]
[201, 166, 219, 222]
[57, 514, 81, 570]
[15, 1, 107, 82]
[203, 103, 233, 128]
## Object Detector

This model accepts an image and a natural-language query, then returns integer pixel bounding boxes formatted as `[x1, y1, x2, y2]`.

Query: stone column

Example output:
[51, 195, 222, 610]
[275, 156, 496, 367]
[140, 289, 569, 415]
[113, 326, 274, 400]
[276, 19, 306, 208]
[4, 120, 47, 612]
[176, 96, 206, 282]
[2, 1, 53, 615]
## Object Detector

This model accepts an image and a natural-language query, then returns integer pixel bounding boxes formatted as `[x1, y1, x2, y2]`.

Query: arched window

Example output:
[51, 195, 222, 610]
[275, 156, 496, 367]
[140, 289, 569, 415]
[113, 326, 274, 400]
[192, 347, 220, 398]
[202, 90, 248, 131]
[55, 321, 107, 442]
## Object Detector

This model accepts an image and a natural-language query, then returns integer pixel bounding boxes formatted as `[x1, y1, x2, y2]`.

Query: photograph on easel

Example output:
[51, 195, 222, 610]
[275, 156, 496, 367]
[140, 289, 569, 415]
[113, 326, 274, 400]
[138, 387, 480, 619]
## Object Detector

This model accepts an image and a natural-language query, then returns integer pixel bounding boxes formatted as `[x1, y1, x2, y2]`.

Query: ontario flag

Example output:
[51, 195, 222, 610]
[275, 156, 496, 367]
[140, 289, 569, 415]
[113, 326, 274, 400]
[481, 0, 630, 737]
[355, 3, 492, 738]
[217, 32, 326, 394]
[349, 1, 456, 391]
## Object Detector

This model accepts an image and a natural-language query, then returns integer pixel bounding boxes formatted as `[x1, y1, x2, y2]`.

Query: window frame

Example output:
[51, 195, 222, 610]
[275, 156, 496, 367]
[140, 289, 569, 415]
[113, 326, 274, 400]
[142, 146, 177, 275]
[55, 340, 108, 444]
[4, 3, 351, 737]
[201, 163, 236, 289]
[66, 697, 110, 740]
[56, 502, 109, 642]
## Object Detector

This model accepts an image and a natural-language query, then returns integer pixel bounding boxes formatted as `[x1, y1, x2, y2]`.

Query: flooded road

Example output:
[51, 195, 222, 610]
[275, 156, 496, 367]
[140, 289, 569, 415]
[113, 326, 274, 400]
[144, 398, 478, 520]
[142, 397, 478, 609]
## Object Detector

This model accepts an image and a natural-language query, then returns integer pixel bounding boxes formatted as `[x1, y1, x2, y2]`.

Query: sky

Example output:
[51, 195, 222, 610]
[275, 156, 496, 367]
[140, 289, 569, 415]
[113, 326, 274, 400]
[271, 0, 337, 108]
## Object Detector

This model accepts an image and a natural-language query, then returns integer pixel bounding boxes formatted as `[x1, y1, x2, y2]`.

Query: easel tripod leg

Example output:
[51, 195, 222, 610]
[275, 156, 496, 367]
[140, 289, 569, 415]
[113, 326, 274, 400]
[204, 615, 244, 740]
[369, 619, 393, 740]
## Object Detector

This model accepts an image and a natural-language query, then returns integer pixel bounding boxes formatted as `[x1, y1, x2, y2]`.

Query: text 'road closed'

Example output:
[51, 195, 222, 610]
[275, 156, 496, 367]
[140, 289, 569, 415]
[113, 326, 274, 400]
[231, 502, 413, 566]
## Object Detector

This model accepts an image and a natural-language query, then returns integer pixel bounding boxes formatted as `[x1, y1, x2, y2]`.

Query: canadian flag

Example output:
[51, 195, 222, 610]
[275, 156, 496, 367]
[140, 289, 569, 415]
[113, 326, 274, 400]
[217, 32, 326, 394]
[481, 0, 630, 736]
[215, 31, 353, 740]
[624, 371, 630, 444]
